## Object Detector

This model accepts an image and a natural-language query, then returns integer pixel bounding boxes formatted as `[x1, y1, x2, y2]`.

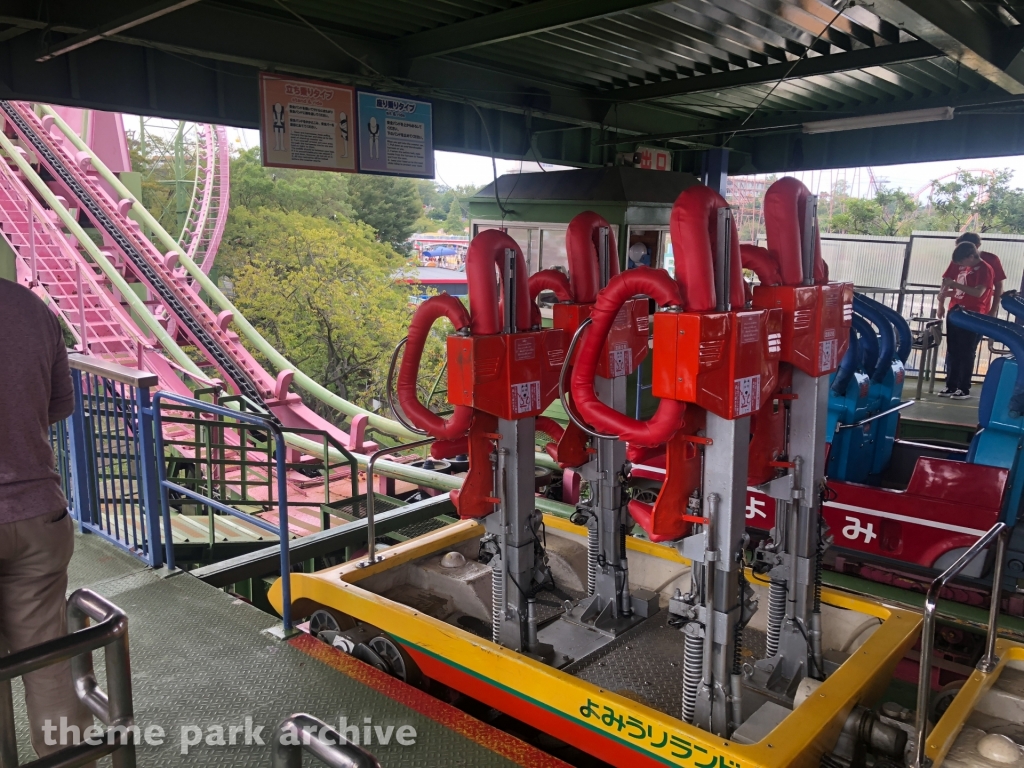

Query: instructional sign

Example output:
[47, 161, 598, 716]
[357, 91, 434, 178]
[258, 72, 356, 173]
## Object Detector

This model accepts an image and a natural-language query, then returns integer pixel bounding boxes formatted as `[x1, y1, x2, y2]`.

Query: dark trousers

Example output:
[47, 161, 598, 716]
[945, 318, 980, 393]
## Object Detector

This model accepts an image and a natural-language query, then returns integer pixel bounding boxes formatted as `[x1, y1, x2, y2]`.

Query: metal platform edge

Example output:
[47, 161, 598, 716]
[192, 493, 457, 587]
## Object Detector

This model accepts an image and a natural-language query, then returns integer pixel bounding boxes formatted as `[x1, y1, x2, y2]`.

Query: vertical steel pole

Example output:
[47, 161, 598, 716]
[68, 370, 95, 529]
[27, 194, 37, 286]
[135, 387, 163, 568]
[702, 148, 730, 196]
[980, 529, 1008, 672]
[274, 431, 292, 631]
[76, 262, 88, 352]
[802, 194, 817, 286]
[897, 235, 914, 315]
[151, 397, 176, 571]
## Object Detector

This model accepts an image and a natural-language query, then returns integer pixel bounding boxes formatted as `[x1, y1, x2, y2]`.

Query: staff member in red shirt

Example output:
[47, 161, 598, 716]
[937, 241, 994, 399]
[955, 232, 1006, 316]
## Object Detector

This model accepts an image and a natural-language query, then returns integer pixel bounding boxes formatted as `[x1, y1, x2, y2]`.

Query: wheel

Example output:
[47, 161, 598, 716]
[369, 636, 408, 681]
[931, 680, 965, 723]
[368, 634, 423, 688]
[309, 609, 341, 639]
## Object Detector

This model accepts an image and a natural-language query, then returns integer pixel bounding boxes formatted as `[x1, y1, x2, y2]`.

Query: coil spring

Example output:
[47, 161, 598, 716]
[766, 579, 786, 658]
[491, 562, 503, 645]
[587, 526, 598, 597]
[814, 513, 824, 614]
[682, 627, 703, 724]
[734, 559, 747, 675]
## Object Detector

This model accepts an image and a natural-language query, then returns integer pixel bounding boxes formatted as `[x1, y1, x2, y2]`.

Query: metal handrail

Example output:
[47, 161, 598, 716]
[912, 522, 1009, 768]
[270, 713, 380, 767]
[0, 589, 136, 768]
[836, 400, 915, 430]
[558, 317, 617, 440]
[152, 392, 294, 630]
[68, 353, 159, 389]
[360, 437, 436, 567]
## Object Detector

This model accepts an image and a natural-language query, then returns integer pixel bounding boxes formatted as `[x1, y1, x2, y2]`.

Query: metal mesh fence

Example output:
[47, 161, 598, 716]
[803, 231, 1024, 383]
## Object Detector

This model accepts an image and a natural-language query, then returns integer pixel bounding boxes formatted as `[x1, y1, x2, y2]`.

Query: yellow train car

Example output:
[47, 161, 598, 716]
[271, 513, 921, 768]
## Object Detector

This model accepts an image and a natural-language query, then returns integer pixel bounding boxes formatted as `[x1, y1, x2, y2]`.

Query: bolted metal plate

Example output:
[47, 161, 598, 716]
[565, 616, 771, 720]
[566, 613, 688, 717]
[11, 534, 543, 767]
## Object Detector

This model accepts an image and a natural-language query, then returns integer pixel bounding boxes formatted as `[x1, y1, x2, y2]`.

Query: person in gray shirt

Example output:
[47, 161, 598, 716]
[0, 279, 93, 760]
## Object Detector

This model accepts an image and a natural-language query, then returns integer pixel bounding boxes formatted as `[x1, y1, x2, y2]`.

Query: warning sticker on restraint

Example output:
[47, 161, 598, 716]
[609, 346, 632, 377]
[514, 336, 536, 361]
[819, 339, 837, 371]
[733, 375, 760, 416]
[739, 314, 760, 344]
[512, 382, 541, 414]
[612, 305, 630, 330]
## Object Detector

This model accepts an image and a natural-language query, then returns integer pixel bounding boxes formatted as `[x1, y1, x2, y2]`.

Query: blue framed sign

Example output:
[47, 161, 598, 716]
[357, 91, 434, 178]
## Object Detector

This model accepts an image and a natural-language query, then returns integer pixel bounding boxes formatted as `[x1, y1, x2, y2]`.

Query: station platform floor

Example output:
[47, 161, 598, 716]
[902, 376, 978, 425]
[11, 531, 570, 767]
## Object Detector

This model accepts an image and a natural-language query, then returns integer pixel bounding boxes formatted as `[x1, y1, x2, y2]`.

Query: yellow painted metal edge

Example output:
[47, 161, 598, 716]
[297, 518, 483, 584]
[269, 523, 921, 768]
[926, 639, 1024, 766]
[542, 513, 690, 564]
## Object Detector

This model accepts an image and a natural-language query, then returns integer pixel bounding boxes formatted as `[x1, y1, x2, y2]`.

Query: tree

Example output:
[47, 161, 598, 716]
[230, 148, 352, 218]
[929, 171, 985, 232]
[974, 170, 1024, 233]
[443, 197, 466, 234]
[873, 187, 918, 236]
[222, 207, 417, 412]
[347, 175, 421, 250]
[821, 185, 917, 236]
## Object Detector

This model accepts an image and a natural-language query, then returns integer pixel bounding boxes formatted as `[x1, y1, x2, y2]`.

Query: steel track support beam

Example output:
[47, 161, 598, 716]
[398, 0, 667, 59]
[608, 40, 942, 103]
[864, 0, 1024, 94]
[36, 0, 202, 62]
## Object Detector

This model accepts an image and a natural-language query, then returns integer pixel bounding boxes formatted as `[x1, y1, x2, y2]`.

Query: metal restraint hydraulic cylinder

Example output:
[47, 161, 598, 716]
[571, 184, 780, 738]
[397, 229, 566, 657]
[543, 212, 653, 635]
[743, 177, 853, 692]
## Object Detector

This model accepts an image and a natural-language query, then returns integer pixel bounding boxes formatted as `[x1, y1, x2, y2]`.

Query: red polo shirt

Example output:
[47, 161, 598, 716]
[944, 259, 995, 314]
[981, 251, 1007, 284]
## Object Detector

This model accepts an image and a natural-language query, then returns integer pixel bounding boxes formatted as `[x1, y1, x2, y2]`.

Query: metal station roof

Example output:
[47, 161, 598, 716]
[2, 0, 1024, 173]
[473, 167, 699, 203]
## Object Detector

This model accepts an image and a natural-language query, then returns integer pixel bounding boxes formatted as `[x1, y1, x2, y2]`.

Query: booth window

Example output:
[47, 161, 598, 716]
[471, 222, 619, 276]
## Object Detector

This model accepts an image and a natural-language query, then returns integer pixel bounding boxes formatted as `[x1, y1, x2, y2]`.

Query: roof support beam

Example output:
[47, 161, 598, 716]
[864, 0, 1024, 94]
[610, 39, 942, 103]
[398, 0, 666, 59]
[35, 0, 202, 62]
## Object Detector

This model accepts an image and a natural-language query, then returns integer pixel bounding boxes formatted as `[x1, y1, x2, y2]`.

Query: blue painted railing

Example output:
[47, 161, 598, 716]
[152, 392, 294, 630]
[64, 354, 163, 568]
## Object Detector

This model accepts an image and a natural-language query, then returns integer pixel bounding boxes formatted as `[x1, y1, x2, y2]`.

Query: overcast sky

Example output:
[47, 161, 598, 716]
[220, 124, 1024, 199]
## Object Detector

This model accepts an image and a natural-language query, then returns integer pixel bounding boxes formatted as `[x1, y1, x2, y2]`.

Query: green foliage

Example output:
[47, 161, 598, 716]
[222, 207, 415, 411]
[125, 131, 179, 235]
[229, 148, 428, 249]
[347, 175, 422, 251]
[821, 185, 917, 236]
[230, 148, 353, 218]
[952, 170, 1024, 234]
[416, 180, 481, 223]
[928, 171, 990, 232]
[443, 197, 466, 234]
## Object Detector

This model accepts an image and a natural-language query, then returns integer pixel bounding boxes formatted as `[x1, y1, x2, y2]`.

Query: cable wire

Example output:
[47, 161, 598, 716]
[271, 0, 382, 78]
[723, 0, 850, 147]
